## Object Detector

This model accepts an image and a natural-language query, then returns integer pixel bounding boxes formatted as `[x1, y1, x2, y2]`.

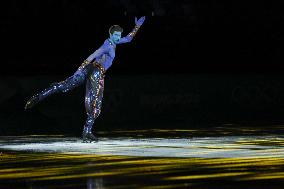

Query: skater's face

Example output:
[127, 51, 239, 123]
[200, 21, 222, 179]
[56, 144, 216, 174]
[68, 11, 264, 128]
[110, 31, 122, 44]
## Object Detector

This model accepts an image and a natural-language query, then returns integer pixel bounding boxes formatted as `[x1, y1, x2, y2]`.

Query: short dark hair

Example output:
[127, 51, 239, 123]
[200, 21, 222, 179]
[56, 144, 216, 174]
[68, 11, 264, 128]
[109, 25, 123, 35]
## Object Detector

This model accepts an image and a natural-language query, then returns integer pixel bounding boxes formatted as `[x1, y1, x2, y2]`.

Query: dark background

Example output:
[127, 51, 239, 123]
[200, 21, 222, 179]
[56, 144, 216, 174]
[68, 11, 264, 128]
[0, 1, 284, 135]
[1, 0, 283, 74]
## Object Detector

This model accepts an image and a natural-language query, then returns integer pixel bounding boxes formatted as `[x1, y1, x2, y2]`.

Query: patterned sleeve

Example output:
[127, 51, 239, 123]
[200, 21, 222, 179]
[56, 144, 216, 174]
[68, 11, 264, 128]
[117, 25, 141, 44]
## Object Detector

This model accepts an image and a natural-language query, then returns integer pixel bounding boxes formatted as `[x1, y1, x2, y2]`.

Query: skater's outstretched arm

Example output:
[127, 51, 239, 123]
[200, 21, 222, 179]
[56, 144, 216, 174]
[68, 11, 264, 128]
[118, 16, 146, 44]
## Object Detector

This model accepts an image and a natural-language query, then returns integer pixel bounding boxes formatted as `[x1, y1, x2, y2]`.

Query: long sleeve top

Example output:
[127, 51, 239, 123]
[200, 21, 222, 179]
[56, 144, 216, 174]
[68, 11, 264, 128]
[86, 25, 140, 71]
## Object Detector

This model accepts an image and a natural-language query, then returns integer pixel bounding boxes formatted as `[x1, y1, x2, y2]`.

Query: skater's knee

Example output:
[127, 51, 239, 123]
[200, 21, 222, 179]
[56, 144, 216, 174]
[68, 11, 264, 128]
[49, 82, 62, 92]
[93, 109, 101, 119]
[50, 81, 68, 93]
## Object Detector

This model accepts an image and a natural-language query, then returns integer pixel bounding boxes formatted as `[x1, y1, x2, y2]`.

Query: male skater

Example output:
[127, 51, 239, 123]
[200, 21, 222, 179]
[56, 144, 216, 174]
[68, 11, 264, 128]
[25, 16, 146, 142]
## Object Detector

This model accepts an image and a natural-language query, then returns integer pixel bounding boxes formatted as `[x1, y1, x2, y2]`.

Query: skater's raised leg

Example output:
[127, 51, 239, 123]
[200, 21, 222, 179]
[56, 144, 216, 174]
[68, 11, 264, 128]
[25, 61, 93, 109]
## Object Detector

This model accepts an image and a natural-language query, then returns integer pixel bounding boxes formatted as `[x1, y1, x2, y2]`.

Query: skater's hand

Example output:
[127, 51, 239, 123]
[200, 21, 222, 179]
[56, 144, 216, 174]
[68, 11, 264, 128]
[135, 16, 145, 27]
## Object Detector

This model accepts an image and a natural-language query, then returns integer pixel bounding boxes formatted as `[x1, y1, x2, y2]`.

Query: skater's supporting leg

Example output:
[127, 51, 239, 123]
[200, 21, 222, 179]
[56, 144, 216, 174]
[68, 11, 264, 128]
[82, 65, 105, 142]
[25, 62, 93, 109]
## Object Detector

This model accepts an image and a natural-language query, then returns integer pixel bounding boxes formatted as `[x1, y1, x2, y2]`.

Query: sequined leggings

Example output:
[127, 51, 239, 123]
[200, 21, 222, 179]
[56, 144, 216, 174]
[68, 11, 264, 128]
[36, 62, 105, 134]
[83, 66, 105, 133]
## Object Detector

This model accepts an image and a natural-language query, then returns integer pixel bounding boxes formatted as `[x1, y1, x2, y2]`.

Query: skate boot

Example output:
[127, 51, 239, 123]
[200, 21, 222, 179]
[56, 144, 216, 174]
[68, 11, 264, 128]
[25, 94, 40, 109]
[82, 130, 98, 143]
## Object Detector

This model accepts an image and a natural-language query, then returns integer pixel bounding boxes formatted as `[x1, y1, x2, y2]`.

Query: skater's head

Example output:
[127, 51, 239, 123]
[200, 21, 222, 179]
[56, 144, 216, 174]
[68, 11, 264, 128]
[109, 25, 123, 44]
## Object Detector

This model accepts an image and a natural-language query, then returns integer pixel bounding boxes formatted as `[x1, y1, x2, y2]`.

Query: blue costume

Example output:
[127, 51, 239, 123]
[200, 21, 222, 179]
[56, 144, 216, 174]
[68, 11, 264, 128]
[25, 17, 145, 142]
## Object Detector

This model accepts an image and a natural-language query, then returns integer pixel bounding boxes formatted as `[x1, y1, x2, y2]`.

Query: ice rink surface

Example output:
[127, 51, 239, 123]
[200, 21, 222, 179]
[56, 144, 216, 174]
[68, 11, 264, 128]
[1, 128, 284, 189]
[1, 135, 284, 158]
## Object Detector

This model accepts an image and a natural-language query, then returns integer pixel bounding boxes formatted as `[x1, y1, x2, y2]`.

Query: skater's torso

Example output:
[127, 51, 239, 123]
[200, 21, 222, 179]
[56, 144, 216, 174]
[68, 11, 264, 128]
[95, 39, 116, 71]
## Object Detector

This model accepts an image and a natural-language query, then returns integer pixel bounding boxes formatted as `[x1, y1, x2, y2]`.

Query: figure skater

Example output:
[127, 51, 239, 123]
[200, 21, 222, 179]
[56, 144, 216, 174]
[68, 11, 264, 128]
[25, 16, 146, 142]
